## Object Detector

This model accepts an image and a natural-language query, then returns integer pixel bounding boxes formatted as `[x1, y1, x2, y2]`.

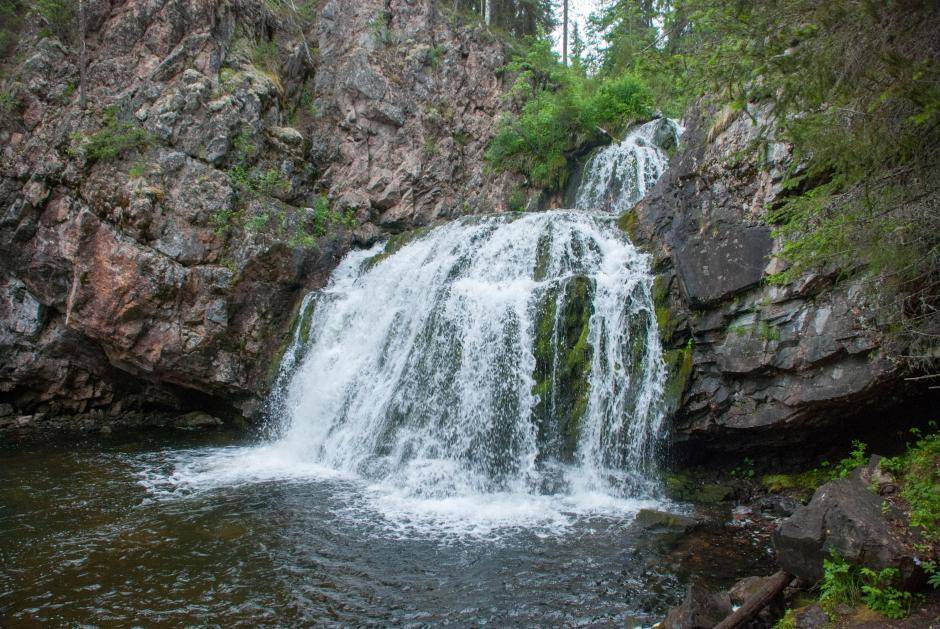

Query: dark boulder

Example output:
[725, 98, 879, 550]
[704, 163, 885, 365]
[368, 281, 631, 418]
[662, 582, 732, 629]
[773, 476, 918, 586]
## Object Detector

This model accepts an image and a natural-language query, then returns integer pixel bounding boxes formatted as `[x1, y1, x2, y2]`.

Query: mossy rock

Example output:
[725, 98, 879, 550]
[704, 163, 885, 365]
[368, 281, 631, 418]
[362, 226, 432, 270]
[617, 210, 639, 240]
[265, 295, 317, 384]
[651, 274, 679, 345]
[531, 275, 594, 461]
[662, 344, 693, 412]
[635, 508, 699, 532]
[664, 472, 734, 504]
[762, 472, 823, 498]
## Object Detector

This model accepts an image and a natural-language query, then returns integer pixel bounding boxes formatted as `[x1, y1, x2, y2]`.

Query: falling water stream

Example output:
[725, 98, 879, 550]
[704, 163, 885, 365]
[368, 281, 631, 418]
[0, 119, 775, 625]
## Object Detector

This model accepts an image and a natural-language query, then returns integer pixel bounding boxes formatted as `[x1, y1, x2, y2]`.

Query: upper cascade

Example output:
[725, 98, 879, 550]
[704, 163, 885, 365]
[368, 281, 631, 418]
[574, 118, 682, 214]
[267, 211, 667, 502]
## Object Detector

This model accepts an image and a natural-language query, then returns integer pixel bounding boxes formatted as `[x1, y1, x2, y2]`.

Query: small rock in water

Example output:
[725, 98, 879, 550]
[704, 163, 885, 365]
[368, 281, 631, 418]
[173, 411, 222, 430]
[634, 509, 699, 533]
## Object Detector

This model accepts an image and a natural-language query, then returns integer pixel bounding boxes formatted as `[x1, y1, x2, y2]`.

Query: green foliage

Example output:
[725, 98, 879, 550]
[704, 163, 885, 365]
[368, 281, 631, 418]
[0, 0, 22, 57]
[923, 561, 940, 589]
[428, 44, 444, 68]
[830, 440, 868, 479]
[226, 128, 290, 199]
[34, 0, 74, 40]
[729, 457, 755, 480]
[506, 187, 527, 212]
[772, 609, 796, 629]
[423, 137, 439, 156]
[369, 11, 393, 47]
[820, 550, 917, 619]
[127, 163, 146, 179]
[858, 567, 914, 619]
[757, 321, 781, 342]
[244, 212, 270, 232]
[486, 38, 652, 190]
[881, 430, 940, 541]
[820, 549, 863, 609]
[73, 107, 151, 163]
[582, 0, 940, 362]
[448, 0, 556, 39]
[251, 38, 280, 74]
[0, 90, 13, 114]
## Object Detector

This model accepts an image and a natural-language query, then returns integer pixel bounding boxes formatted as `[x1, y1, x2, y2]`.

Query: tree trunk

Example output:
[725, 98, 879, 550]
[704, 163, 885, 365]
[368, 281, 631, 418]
[562, 0, 568, 66]
[713, 571, 792, 629]
[78, 0, 87, 110]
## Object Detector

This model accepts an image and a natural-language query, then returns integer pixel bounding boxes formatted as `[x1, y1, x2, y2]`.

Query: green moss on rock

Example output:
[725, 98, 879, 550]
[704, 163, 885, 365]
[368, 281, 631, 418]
[363, 226, 432, 270]
[662, 342, 693, 412]
[265, 295, 317, 384]
[664, 472, 734, 503]
[617, 210, 639, 240]
[531, 275, 595, 461]
[651, 274, 679, 345]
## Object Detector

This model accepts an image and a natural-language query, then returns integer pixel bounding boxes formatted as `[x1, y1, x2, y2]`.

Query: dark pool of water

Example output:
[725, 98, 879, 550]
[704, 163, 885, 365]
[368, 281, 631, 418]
[1, 431, 774, 626]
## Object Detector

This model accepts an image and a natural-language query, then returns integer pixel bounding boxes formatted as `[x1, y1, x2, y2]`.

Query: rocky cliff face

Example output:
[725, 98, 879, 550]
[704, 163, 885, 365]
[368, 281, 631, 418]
[629, 104, 933, 460]
[0, 0, 517, 434]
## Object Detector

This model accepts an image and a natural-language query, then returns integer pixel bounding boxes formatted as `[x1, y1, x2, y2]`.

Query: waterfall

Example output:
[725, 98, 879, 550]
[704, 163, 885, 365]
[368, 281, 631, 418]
[574, 118, 681, 214]
[267, 211, 667, 502]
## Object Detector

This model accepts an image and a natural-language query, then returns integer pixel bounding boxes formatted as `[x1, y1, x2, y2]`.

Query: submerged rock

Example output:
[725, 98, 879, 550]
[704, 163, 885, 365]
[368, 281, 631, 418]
[661, 582, 732, 629]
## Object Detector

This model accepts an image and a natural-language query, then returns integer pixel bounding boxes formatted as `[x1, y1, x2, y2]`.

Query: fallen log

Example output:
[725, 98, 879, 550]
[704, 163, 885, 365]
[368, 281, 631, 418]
[713, 570, 793, 629]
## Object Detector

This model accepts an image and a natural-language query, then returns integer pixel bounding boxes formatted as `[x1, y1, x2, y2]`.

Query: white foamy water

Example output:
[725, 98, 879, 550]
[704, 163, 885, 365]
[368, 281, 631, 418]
[574, 118, 682, 214]
[137, 210, 671, 536]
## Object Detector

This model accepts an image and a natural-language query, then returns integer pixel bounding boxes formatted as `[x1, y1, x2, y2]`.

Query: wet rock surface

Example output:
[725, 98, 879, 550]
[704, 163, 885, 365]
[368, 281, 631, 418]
[0, 0, 517, 434]
[628, 103, 926, 459]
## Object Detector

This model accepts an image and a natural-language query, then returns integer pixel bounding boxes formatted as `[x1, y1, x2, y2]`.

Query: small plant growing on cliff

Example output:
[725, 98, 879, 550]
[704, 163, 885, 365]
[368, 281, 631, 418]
[757, 321, 781, 342]
[428, 44, 444, 68]
[34, 0, 74, 39]
[506, 187, 527, 212]
[72, 106, 151, 163]
[0, 90, 13, 113]
[369, 12, 393, 47]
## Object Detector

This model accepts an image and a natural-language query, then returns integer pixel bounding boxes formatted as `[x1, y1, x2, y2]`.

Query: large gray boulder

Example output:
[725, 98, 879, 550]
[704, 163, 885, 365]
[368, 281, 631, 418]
[773, 476, 918, 586]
